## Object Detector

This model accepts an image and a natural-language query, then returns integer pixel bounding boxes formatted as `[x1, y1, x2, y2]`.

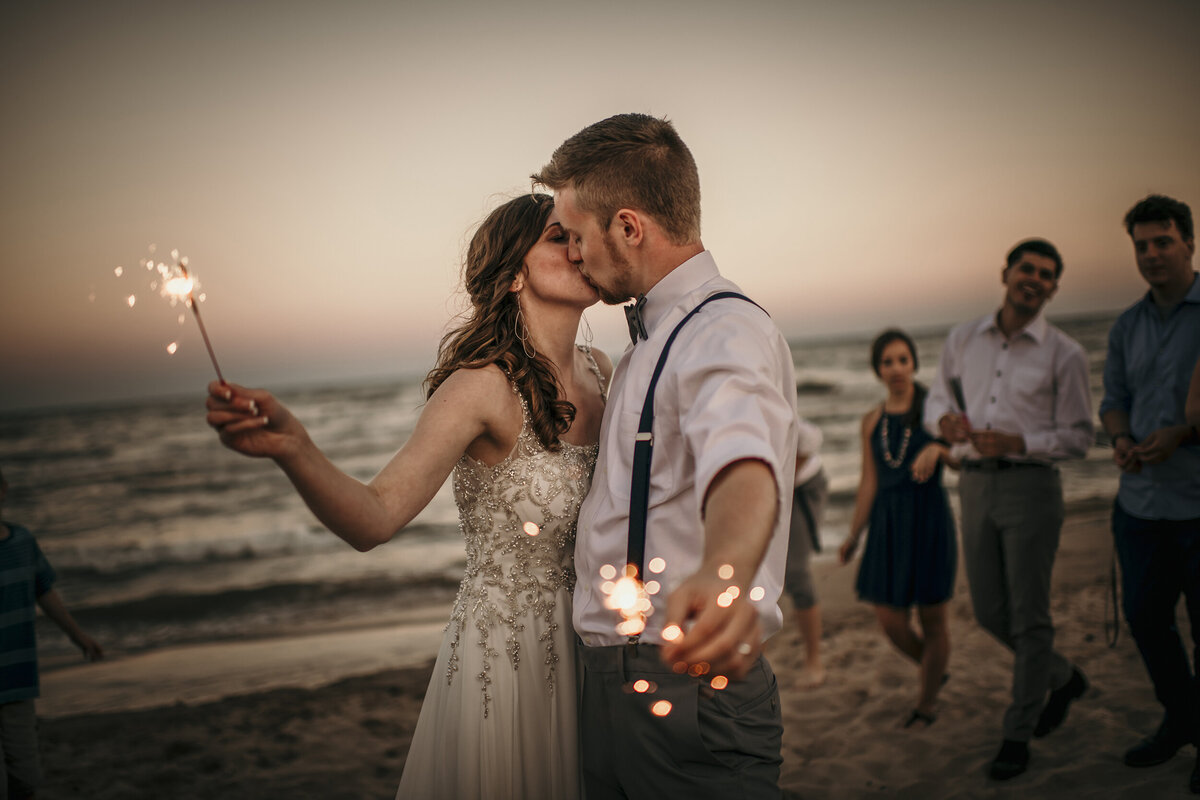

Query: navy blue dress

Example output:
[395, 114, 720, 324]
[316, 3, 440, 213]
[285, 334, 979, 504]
[855, 410, 957, 608]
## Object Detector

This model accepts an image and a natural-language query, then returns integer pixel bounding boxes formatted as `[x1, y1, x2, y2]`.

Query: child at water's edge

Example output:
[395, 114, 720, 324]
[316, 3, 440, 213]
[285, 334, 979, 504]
[1, 466, 103, 800]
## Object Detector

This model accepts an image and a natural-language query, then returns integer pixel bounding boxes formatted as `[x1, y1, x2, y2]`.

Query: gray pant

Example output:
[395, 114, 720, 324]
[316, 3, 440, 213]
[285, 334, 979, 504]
[785, 468, 828, 609]
[959, 466, 1074, 742]
[577, 642, 782, 799]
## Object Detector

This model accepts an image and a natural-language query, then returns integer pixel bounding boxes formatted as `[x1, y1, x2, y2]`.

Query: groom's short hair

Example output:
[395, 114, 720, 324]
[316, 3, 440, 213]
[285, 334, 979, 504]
[533, 113, 701, 245]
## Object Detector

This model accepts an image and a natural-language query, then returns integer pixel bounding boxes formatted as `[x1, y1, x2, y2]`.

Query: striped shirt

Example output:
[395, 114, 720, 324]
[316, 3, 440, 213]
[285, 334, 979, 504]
[1, 523, 56, 703]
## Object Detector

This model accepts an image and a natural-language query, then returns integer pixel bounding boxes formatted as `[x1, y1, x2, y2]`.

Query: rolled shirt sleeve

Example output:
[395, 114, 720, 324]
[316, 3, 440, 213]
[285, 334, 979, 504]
[674, 313, 796, 520]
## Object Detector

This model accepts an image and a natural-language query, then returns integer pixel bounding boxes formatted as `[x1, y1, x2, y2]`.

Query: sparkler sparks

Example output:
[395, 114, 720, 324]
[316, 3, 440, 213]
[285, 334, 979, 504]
[523, 522, 540, 537]
[120, 247, 226, 383]
[601, 561, 660, 639]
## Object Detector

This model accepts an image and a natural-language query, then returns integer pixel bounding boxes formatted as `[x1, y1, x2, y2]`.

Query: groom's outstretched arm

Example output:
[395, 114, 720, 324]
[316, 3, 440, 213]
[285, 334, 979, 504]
[660, 457, 777, 679]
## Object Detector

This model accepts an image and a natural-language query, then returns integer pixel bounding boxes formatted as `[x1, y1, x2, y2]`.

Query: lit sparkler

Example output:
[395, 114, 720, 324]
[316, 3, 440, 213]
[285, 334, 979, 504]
[132, 248, 226, 384]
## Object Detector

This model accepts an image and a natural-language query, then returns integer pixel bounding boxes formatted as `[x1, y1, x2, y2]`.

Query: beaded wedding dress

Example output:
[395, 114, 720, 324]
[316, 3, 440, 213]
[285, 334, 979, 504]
[396, 364, 602, 800]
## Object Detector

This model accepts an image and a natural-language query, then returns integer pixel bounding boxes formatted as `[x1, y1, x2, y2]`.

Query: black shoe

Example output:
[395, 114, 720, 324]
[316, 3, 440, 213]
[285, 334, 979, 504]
[1124, 720, 1192, 768]
[1034, 667, 1088, 737]
[1190, 749, 1200, 794]
[988, 739, 1030, 781]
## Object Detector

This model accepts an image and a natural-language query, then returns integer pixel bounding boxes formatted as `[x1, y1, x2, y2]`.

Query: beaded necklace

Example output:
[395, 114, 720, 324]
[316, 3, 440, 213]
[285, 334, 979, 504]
[879, 409, 912, 468]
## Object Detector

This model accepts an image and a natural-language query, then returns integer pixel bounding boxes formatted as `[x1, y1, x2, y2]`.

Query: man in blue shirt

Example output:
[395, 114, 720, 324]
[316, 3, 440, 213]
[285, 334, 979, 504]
[1100, 194, 1200, 794]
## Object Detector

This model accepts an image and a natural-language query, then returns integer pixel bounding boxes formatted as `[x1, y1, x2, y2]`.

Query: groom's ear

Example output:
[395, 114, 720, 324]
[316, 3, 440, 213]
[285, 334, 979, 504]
[613, 208, 644, 247]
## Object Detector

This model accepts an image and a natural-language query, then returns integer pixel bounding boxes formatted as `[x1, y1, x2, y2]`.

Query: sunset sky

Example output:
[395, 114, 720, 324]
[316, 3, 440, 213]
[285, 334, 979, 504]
[2, 0, 1197, 412]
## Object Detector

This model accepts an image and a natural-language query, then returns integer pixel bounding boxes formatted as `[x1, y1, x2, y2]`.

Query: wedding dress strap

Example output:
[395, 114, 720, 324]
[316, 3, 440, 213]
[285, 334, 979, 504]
[577, 344, 608, 400]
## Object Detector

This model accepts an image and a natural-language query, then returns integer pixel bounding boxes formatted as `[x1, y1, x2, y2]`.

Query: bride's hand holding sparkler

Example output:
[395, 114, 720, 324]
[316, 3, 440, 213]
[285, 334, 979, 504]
[205, 381, 305, 460]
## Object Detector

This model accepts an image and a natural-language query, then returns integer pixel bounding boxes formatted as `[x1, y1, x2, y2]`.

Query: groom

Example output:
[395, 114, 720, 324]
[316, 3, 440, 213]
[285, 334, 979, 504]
[535, 114, 798, 798]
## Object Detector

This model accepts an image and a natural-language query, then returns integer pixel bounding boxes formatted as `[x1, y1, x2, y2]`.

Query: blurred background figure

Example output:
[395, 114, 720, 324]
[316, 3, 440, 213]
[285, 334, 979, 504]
[841, 330, 956, 731]
[1, 466, 104, 800]
[785, 416, 829, 689]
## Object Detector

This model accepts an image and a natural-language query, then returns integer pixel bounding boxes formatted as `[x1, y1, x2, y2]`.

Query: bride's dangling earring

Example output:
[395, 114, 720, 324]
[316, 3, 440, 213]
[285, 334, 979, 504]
[579, 312, 593, 347]
[516, 297, 536, 359]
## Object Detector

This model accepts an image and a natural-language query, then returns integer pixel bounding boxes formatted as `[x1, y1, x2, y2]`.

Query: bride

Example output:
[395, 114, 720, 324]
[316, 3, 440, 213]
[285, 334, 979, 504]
[205, 193, 610, 799]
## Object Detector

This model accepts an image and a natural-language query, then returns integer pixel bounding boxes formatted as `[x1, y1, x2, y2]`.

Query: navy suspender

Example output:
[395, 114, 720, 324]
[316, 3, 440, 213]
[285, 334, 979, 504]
[626, 291, 766, 579]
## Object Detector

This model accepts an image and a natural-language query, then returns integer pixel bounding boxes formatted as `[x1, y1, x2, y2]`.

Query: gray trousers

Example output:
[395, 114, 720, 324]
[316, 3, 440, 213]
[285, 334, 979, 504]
[577, 642, 782, 799]
[959, 466, 1074, 742]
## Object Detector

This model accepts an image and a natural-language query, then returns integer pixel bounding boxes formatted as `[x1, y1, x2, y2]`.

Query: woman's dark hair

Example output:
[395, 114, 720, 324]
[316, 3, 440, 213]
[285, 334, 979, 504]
[870, 328, 926, 428]
[424, 193, 575, 450]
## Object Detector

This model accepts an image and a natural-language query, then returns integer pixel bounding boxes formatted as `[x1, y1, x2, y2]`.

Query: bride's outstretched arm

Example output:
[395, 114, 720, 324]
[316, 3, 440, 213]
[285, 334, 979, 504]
[206, 368, 506, 551]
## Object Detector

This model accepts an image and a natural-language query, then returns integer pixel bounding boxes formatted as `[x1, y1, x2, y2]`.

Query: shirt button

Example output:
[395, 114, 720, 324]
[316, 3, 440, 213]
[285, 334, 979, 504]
[990, 397, 996, 403]
[1002, 343, 1008, 350]
[996, 370, 1002, 377]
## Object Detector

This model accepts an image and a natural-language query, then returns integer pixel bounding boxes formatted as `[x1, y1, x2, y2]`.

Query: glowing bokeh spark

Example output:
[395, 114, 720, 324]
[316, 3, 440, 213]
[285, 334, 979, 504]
[523, 521, 540, 537]
[599, 564, 617, 581]
[650, 700, 673, 717]
[716, 592, 734, 608]
[604, 576, 641, 612]
[166, 342, 178, 354]
[710, 675, 729, 690]
[644, 580, 661, 595]
[633, 680, 650, 693]
[113, 266, 123, 277]
[726, 586, 740, 599]
[661, 624, 682, 642]
[717, 564, 734, 580]
[749, 586, 765, 602]
[126, 295, 136, 307]
[648, 557, 666, 574]
[163, 275, 195, 298]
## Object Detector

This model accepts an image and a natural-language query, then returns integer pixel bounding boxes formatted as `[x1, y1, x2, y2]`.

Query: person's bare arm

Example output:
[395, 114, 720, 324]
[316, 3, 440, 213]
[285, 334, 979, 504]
[660, 458, 777, 679]
[37, 589, 103, 661]
[841, 408, 880, 564]
[206, 367, 510, 550]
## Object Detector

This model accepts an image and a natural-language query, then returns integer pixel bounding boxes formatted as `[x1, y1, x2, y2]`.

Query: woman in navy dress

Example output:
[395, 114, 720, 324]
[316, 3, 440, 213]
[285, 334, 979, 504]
[840, 329, 957, 728]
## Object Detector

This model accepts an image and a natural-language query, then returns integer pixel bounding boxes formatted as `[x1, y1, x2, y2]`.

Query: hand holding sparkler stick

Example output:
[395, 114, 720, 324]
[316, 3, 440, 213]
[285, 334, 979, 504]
[938, 376, 972, 444]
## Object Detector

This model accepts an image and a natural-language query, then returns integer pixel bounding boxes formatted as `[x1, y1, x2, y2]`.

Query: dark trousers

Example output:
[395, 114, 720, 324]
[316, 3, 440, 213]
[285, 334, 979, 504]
[1112, 501, 1200, 741]
[577, 642, 782, 800]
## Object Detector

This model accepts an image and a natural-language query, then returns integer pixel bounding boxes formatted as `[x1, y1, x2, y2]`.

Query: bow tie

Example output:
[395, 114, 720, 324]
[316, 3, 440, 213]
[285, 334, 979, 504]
[624, 294, 648, 344]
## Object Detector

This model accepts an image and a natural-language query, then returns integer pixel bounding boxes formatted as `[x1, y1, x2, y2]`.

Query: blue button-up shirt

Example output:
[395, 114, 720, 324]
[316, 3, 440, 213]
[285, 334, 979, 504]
[1100, 272, 1200, 520]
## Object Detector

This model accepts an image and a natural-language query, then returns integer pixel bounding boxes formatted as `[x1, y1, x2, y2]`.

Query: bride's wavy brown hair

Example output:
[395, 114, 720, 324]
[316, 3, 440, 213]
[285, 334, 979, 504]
[424, 193, 576, 451]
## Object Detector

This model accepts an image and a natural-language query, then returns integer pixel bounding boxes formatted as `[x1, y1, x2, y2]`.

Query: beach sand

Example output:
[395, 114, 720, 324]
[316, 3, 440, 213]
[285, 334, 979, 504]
[35, 504, 1195, 799]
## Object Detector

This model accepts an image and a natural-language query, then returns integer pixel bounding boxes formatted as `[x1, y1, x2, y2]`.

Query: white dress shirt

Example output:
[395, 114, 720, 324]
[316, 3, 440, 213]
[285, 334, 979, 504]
[924, 311, 1094, 463]
[795, 418, 824, 486]
[573, 251, 799, 646]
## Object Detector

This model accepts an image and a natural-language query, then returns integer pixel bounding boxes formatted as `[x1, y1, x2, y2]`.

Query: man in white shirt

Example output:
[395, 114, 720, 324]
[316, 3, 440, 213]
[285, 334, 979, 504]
[534, 113, 798, 799]
[925, 239, 1093, 781]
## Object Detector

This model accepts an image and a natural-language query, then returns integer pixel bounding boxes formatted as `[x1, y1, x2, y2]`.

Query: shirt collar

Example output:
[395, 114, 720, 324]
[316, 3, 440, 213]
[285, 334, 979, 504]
[1136, 271, 1200, 309]
[639, 250, 719, 338]
[977, 308, 1048, 344]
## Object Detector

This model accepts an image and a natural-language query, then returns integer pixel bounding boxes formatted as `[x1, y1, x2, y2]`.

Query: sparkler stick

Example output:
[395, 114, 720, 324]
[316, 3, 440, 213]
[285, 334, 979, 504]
[948, 376, 970, 428]
[178, 264, 226, 385]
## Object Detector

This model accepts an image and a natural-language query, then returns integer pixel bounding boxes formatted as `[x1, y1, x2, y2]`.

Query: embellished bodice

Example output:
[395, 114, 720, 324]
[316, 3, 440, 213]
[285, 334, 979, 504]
[443, 355, 603, 716]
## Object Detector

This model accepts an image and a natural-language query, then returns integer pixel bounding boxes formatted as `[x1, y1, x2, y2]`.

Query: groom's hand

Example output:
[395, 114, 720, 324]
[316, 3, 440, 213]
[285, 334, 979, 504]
[661, 574, 763, 680]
